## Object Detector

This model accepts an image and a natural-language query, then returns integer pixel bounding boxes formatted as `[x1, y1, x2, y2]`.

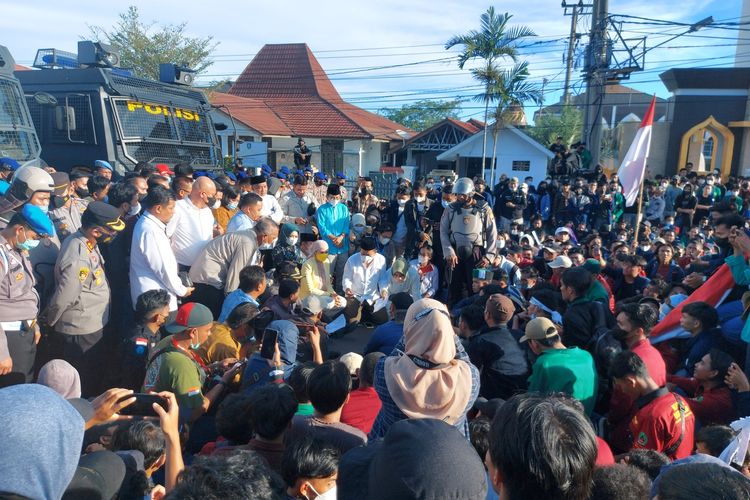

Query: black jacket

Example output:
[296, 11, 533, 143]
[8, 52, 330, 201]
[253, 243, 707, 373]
[386, 199, 418, 258]
[466, 325, 529, 399]
[562, 298, 615, 349]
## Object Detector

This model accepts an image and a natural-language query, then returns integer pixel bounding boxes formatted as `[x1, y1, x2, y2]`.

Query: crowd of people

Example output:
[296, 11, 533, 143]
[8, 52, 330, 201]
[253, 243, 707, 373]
[1, 147, 750, 499]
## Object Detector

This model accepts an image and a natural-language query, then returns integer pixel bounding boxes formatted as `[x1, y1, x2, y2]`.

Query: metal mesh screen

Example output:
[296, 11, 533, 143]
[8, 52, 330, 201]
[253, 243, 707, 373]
[0, 79, 31, 127]
[114, 100, 178, 140]
[0, 78, 39, 160]
[122, 141, 216, 167]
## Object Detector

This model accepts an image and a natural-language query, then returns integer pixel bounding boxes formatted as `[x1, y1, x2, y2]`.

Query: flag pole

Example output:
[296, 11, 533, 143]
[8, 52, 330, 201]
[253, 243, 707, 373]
[632, 175, 646, 249]
[627, 94, 656, 251]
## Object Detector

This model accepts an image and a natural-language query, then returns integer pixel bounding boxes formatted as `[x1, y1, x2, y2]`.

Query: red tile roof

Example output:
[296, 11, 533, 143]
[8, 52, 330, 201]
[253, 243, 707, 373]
[219, 43, 411, 141]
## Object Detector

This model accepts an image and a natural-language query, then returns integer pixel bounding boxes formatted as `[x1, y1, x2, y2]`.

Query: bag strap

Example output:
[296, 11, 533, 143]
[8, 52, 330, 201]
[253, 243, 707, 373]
[663, 393, 687, 457]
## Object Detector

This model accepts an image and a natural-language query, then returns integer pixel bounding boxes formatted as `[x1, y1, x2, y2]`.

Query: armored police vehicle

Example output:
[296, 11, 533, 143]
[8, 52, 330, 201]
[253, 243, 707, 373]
[17, 41, 221, 175]
[0, 45, 41, 167]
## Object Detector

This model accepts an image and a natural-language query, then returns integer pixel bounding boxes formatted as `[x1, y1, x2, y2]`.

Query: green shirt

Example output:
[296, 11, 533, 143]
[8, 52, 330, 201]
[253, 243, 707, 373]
[527, 347, 598, 415]
[296, 402, 315, 416]
[144, 335, 207, 410]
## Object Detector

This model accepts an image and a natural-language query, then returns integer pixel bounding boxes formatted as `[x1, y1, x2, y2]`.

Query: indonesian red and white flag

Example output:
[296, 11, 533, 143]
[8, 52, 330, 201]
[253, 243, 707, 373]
[650, 263, 735, 344]
[617, 96, 656, 207]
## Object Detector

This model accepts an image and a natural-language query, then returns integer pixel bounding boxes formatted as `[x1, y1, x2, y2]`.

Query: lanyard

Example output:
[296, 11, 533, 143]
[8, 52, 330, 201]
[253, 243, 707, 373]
[171, 337, 208, 371]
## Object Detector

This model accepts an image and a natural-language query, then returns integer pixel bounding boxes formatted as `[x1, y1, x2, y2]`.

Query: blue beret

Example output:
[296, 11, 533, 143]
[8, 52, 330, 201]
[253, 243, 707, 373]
[226, 172, 237, 181]
[237, 171, 249, 180]
[0, 157, 21, 171]
[21, 204, 55, 237]
[193, 171, 207, 178]
[294, 169, 304, 176]
[93, 160, 113, 171]
[277, 172, 287, 180]
[304, 166, 313, 172]
[335, 172, 347, 180]
[279, 166, 290, 174]
[314, 172, 327, 181]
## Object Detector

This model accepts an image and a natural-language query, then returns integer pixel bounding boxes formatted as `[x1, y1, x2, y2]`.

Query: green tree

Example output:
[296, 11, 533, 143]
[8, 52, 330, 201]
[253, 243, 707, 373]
[527, 106, 583, 147]
[446, 8, 536, 171]
[485, 62, 542, 185]
[378, 99, 462, 132]
[88, 6, 217, 80]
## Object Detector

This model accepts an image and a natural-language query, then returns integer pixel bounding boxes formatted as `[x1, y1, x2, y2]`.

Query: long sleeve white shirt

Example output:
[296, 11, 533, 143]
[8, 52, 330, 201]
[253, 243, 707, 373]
[130, 212, 188, 311]
[261, 194, 284, 224]
[342, 253, 387, 305]
[166, 198, 215, 267]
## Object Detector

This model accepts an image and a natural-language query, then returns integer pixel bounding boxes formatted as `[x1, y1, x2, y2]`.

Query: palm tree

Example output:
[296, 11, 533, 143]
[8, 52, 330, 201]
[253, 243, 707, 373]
[486, 62, 543, 186]
[445, 8, 536, 177]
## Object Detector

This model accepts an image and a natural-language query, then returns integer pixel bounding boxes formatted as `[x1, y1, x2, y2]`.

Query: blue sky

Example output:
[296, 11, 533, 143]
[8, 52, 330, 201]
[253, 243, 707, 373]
[0, 0, 743, 121]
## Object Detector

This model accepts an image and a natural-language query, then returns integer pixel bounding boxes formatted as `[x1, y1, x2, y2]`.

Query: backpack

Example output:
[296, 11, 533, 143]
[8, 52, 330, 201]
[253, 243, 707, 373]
[586, 301, 622, 375]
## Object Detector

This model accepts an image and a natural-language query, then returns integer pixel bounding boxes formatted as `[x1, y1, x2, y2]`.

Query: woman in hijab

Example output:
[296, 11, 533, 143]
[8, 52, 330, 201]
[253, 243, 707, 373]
[369, 298, 479, 439]
[37, 359, 81, 399]
[299, 240, 345, 308]
[271, 223, 303, 268]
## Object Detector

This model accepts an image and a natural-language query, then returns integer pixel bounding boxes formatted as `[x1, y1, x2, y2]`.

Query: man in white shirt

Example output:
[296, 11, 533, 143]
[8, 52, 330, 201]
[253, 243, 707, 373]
[280, 174, 317, 234]
[249, 175, 283, 224]
[130, 186, 193, 311]
[166, 176, 217, 270]
[226, 192, 263, 233]
[342, 236, 389, 326]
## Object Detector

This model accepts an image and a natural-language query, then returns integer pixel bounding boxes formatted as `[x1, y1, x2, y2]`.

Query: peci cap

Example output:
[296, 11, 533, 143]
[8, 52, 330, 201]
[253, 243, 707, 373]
[548, 255, 573, 269]
[165, 302, 213, 334]
[472, 268, 494, 281]
[81, 201, 126, 232]
[20, 204, 55, 237]
[389, 292, 414, 311]
[486, 294, 514, 323]
[250, 175, 266, 185]
[326, 184, 341, 197]
[519, 317, 558, 343]
[94, 160, 113, 171]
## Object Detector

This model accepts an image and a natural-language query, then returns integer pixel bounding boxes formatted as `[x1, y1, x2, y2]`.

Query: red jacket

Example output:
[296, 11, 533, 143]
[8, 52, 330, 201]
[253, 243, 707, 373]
[629, 388, 695, 460]
[668, 376, 736, 426]
[340, 386, 382, 435]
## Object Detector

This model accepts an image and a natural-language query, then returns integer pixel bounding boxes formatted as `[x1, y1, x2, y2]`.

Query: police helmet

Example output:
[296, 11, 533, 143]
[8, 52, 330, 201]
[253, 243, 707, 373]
[9, 166, 54, 201]
[453, 177, 475, 196]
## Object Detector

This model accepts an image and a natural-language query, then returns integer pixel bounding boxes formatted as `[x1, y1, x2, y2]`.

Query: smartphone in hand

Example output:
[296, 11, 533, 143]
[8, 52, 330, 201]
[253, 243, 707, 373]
[260, 328, 279, 360]
[117, 393, 168, 417]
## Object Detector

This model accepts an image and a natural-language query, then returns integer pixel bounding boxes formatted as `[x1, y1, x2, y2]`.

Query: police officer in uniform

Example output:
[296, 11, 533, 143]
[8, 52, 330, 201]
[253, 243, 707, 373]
[49, 171, 90, 242]
[440, 177, 497, 306]
[41, 201, 125, 396]
[0, 204, 55, 384]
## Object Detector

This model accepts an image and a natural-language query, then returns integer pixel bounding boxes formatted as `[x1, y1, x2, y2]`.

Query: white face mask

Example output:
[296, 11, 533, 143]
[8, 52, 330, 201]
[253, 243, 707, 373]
[128, 202, 141, 217]
[419, 254, 430, 263]
[379, 236, 390, 245]
[211, 200, 221, 210]
[260, 237, 277, 250]
[397, 199, 407, 207]
[305, 484, 336, 500]
[415, 196, 426, 203]
[497, 239, 506, 249]
[441, 200, 450, 208]
[328, 199, 339, 207]
[288, 236, 299, 246]
[362, 254, 373, 264]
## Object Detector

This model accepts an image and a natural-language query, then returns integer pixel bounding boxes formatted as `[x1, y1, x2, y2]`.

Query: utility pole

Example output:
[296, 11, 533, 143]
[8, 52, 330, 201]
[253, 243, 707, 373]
[562, 2, 593, 104]
[584, 0, 609, 167]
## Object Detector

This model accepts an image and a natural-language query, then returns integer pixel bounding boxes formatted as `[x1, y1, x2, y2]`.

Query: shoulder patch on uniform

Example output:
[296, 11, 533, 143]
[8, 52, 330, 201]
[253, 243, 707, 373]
[637, 431, 648, 446]
[78, 267, 90, 282]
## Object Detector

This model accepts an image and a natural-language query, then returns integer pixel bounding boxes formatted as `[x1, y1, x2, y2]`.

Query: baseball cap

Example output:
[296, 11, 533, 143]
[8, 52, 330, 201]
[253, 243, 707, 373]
[519, 317, 558, 343]
[548, 255, 572, 269]
[20, 204, 55, 237]
[64, 451, 127, 500]
[94, 160, 113, 171]
[473, 397, 506, 420]
[0, 157, 20, 171]
[486, 294, 514, 323]
[298, 295, 324, 316]
[472, 268, 494, 281]
[165, 302, 213, 334]
[81, 201, 126, 232]
[583, 258, 602, 274]
[542, 242, 561, 253]
[339, 352, 363, 376]
[154, 164, 174, 176]
[389, 292, 414, 311]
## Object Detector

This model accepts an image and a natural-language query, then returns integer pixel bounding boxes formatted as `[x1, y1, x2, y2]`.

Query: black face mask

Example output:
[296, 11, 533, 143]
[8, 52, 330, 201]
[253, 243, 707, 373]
[50, 195, 68, 210]
[75, 187, 90, 198]
[715, 237, 730, 248]
[207, 196, 217, 208]
[611, 328, 630, 344]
